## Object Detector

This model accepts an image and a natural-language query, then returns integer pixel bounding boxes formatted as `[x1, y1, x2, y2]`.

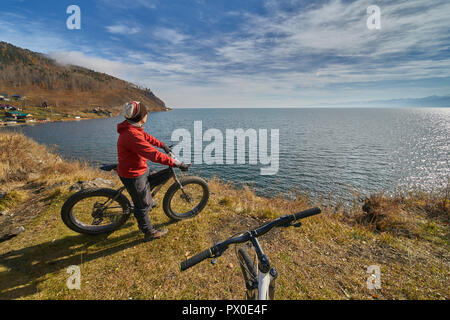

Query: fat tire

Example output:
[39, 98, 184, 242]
[162, 176, 209, 220]
[61, 188, 131, 235]
[238, 247, 258, 300]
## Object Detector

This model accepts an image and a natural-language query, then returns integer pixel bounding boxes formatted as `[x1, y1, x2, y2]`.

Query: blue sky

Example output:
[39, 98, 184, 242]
[1, 0, 449, 108]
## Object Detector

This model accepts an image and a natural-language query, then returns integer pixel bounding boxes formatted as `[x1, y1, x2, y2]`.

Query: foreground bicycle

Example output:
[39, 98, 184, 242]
[61, 150, 209, 235]
[180, 207, 321, 300]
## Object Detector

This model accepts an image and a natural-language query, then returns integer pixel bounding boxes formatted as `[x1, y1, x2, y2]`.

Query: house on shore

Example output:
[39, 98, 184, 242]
[92, 107, 112, 117]
[5, 110, 33, 121]
[12, 94, 24, 101]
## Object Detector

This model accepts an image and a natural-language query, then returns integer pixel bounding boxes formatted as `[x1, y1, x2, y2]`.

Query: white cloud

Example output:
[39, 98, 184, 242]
[217, 0, 450, 61]
[99, 0, 158, 10]
[106, 24, 140, 35]
[47, 51, 131, 77]
[152, 27, 189, 44]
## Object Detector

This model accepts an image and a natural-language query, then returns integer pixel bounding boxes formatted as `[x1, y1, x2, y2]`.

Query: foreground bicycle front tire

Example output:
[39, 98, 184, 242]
[61, 188, 131, 235]
[237, 247, 258, 300]
[163, 176, 210, 220]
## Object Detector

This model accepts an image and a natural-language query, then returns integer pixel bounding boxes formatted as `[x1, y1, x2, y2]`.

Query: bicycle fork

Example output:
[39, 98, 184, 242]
[249, 231, 278, 300]
[170, 167, 192, 203]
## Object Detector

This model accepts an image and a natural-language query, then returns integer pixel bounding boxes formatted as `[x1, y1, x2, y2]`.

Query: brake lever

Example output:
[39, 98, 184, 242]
[210, 245, 227, 265]
[280, 221, 302, 228]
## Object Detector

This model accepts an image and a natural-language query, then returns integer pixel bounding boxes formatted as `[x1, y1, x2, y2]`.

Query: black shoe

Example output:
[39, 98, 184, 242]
[143, 228, 168, 242]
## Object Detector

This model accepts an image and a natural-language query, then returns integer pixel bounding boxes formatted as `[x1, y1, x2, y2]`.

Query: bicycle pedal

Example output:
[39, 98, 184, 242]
[211, 258, 218, 265]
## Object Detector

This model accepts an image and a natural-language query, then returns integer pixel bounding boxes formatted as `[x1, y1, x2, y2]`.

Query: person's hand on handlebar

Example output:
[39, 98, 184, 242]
[177, 162, 189, 171]
[162, 144, 172, 154]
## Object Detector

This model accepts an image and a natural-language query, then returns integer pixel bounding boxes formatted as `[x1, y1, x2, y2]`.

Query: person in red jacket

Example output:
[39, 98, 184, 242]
[117, 101, 187, 242]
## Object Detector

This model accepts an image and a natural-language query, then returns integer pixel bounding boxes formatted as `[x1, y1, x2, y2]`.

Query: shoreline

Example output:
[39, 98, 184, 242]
[0, 115, 112, 127]
[0, 105, 171, 127]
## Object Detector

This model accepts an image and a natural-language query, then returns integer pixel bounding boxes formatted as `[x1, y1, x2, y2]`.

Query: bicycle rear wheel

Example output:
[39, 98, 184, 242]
[61, 188, 131, 235]
[162, 176, 209, 220]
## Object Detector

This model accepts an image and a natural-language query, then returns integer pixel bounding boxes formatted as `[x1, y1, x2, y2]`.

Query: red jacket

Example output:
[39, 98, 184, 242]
[117, 120, 176, 178]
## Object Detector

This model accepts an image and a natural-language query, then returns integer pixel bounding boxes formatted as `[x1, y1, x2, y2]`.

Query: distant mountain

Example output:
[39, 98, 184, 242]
[0, 41, 166, 112]
[366, 95, 450, 108]
[332, 95, 450, 108]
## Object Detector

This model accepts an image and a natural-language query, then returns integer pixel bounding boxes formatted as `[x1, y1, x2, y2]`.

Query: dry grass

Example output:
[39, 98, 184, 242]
[342, 192, 449, 242]
[0, 131, 113, 186]
[0, 190, 27, 212]
[0, 132, 448, 300]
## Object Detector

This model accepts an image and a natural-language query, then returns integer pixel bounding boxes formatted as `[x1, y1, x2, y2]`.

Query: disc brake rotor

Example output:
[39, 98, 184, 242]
[180, 192, 192, 203]
[91, 202, 105, 225]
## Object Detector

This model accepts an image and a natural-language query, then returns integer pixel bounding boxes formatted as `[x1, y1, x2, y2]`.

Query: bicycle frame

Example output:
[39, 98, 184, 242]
[100, 165, 184, 211]
[258, 270, 276, 300]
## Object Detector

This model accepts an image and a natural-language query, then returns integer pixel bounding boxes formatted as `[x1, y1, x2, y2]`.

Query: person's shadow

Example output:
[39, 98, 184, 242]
[0, 220, 177, 299]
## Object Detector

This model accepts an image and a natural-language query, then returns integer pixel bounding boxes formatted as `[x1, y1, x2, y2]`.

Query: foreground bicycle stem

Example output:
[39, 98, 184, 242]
[180, 207, 321, 300]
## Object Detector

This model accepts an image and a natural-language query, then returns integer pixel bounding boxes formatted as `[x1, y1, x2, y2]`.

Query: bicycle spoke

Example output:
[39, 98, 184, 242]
[71, 196, 124, 227]
[170, 183, 204, 216]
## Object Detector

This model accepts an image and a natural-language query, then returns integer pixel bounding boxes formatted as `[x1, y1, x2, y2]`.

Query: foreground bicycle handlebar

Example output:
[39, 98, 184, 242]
[180, 207, 321, 271]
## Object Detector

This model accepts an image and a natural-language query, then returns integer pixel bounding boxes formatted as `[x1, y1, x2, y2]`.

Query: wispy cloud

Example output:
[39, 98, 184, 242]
[0, 11, 70, 53]
[106, 24, 140, 35]
[48, 51, 132, 77]
[152, 27, 189, 44]
[98, 0, 158, 10]
[213, 0, 450, 78]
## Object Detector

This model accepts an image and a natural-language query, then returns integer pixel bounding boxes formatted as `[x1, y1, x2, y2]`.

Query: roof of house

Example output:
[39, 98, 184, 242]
[6, 111, 29, 117]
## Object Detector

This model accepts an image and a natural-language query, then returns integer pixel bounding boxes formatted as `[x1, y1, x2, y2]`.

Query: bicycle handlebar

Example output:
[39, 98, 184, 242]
[293, 207, 322, 221]
[180, 207, 321, 271]
[180, 248, 213, 271]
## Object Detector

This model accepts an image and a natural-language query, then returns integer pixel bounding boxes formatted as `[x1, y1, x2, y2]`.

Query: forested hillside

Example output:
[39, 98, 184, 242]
[0, 42, 166, 112]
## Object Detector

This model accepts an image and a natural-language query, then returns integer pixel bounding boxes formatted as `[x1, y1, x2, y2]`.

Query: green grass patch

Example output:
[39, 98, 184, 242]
[0, 190, 27, 211]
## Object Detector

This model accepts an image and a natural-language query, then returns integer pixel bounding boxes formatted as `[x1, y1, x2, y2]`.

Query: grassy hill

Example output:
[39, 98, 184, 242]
[0, 42, 166, 113]
[0, 132, 448, 300]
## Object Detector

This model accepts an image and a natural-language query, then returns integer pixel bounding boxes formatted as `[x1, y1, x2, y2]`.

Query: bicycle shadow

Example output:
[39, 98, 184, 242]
[0, 220, 177, 300]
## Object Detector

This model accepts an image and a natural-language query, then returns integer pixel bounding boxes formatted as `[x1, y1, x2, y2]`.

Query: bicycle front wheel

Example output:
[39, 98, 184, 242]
[162, 176, 210, 220]
[237, 247, 258, 300]
[61, 188, 131, 235]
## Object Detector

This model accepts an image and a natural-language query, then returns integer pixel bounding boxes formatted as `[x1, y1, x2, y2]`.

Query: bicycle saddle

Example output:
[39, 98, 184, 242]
[100, 164, 118, 171]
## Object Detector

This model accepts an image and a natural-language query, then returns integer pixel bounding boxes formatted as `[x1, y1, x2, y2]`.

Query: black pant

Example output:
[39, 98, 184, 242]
[119, 168, 172, 234]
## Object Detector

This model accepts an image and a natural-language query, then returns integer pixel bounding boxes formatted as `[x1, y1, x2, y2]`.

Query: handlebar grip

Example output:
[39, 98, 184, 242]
[293, 207, 321, 221]
[180, 248, 213, 271]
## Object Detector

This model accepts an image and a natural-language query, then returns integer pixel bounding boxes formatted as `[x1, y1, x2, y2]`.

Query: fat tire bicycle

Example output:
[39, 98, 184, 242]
[61, 150, 210, 235]
[180, 207, 321, 300]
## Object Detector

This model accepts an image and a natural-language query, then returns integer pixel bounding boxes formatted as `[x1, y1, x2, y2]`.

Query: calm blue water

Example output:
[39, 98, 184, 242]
[1, 108, 449, 200]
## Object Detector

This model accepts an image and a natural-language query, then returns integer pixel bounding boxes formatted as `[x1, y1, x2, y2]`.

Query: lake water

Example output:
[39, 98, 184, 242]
[1, 108, 449, 200]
